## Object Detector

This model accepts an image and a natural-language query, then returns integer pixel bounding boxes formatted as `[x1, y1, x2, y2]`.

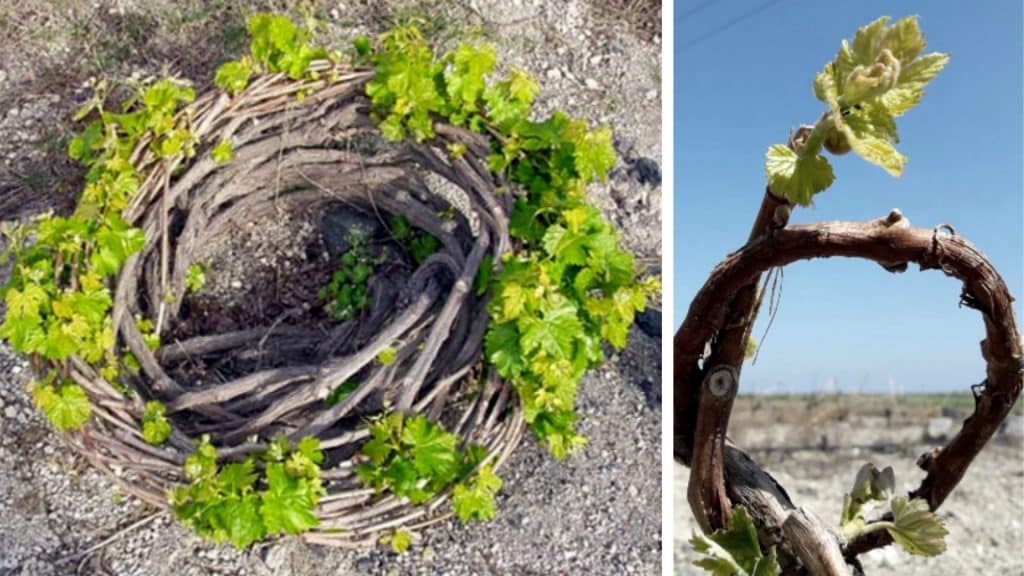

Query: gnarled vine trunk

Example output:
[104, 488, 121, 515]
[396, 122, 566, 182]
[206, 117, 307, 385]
[675, 207, 1023, 575]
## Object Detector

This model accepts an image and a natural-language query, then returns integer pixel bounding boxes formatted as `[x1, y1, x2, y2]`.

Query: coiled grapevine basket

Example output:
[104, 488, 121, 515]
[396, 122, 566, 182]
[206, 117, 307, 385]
[58, 59, 526, 547]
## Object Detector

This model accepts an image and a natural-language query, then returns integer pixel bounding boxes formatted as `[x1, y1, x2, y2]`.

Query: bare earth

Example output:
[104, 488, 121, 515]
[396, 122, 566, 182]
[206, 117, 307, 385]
[0, 1, 662, 575]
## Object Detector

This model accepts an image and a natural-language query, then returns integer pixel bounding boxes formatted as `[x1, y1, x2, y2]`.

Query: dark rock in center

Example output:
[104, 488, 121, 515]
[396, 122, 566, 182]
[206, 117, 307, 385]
[320, 205, 383, 259]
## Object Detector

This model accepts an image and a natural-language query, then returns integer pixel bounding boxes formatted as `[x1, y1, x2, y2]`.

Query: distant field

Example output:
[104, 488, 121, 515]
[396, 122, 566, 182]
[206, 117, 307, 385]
[742, 392, 1023, 416]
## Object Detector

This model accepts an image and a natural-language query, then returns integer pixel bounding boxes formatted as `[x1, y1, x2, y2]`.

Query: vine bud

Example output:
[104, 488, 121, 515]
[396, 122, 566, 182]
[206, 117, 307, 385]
[823, 126, 852, 156]
[787, 125, 814, 154]
[842, 48, 900, 104]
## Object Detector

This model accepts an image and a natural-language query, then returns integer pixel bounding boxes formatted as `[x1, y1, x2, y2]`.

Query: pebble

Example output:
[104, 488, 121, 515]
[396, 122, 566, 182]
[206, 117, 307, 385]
[585, 78, 600, 90]
[546, 68, 562, 80]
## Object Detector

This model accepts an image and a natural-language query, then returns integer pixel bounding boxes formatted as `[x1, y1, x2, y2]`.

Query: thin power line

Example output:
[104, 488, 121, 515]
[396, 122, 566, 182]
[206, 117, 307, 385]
[679, 0, 788, 52]
[677, 0, 725, 22]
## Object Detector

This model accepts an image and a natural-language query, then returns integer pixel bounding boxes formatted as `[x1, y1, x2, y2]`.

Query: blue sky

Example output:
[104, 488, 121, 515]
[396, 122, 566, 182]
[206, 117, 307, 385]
[674, 1, 1023, 393]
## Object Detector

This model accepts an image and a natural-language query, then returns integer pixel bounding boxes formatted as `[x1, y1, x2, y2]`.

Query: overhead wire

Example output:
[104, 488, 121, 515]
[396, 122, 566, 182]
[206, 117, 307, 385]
[678, 0, 789, 52]
[677, 0, 724, 22]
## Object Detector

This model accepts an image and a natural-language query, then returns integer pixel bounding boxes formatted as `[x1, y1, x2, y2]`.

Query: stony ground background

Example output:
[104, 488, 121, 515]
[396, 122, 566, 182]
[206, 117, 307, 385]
[675, 396, 1024, 575]
[0, 1, 662, 574]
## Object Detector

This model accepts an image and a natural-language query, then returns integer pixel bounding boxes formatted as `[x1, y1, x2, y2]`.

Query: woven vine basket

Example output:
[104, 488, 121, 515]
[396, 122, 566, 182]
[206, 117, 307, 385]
[54, 58, 526, 547]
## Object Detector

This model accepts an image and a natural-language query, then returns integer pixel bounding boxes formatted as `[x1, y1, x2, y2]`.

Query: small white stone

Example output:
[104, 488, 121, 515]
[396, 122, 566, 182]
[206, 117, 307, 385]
[645, 89, 658, 101]
[546, 68, 562, 80]
[585, 78, 599, 90]
[230, 280, 242, 289]
[3, 405, 15, 419]
[589, 55, 603, 65]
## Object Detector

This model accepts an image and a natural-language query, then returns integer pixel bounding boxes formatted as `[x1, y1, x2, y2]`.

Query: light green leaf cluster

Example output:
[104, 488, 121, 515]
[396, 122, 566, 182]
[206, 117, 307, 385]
[452, 464, 502, 522]
[380, 529, 412, 554]
[211, 140, 234, 163]
[764, 145, 835, 207]
[249, 13, 328, 79]
[32, 378, 92, 432]
[186, 263, 207, 293]
[839, 463, 947, 557]
[214, 60, 253, 95]
[389, 214, 440, 264]
[135, 315, 160, 351]
[364, 26, 446, 141]
[377, 346, 398, 366]
[766, 16, 948, 205]
[171, 435, 325, 549]
[360, 25, 655, 458]
[357, 414, 501, 522]
[840, 462, 894, 538]
[690, 507, 780, 576]
[1, 72, 199, 408]
[887, 496, 949, 556]
[142, 401, 172, 445]
[213, 12, 330, 97]
[317, 236, 381, 321]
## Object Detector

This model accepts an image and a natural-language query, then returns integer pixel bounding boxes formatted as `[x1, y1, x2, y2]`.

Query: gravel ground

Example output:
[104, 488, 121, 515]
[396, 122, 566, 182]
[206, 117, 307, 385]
[674, 398, 1024, 575]
[0, 1, 662, 574]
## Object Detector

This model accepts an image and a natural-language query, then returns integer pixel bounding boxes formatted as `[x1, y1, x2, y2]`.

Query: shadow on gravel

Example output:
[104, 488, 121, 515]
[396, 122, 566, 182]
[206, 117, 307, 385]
[0, 1, 255, 223]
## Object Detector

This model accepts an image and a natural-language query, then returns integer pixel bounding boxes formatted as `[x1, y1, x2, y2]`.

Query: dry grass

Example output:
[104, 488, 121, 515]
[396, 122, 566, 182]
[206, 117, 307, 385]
[589, 0, 661, 40]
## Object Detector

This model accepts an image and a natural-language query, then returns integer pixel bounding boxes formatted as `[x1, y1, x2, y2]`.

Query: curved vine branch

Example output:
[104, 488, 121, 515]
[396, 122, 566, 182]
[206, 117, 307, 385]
[676, 209, 1023, 571]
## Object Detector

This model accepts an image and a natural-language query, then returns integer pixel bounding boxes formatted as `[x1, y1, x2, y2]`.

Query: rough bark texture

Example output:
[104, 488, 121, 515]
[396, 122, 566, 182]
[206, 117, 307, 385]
[782, 508, 850, 576]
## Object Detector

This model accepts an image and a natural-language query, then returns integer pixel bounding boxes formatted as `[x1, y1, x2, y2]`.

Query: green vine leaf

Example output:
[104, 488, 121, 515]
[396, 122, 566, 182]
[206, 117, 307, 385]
[142, 400, 172, 445]
[377, 346, 398, 365]
[357, 414, 502, 522]
[835, 118, 906, 177]
[764, 144, 834, 206]
[887, 496, 949, 557]
[260, 463, 321, 535]
[172, 436, 324, 548]
[186, 263, 207, 292]
[33, 380, 92, 432]
[571, 125, 617, 183]
[898, 52, 950, 91]
[211, 140, 234, 163]
[401, 414, 460, 479]
[214, 60, 253, 94]
[248, 13, 327, 79]
[390, 530, 412, 554]
[452, 464, 502, 522]
[840, 463, 895, 538]
[690, 507, 780, 576]
[444, 42, 496, 127]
